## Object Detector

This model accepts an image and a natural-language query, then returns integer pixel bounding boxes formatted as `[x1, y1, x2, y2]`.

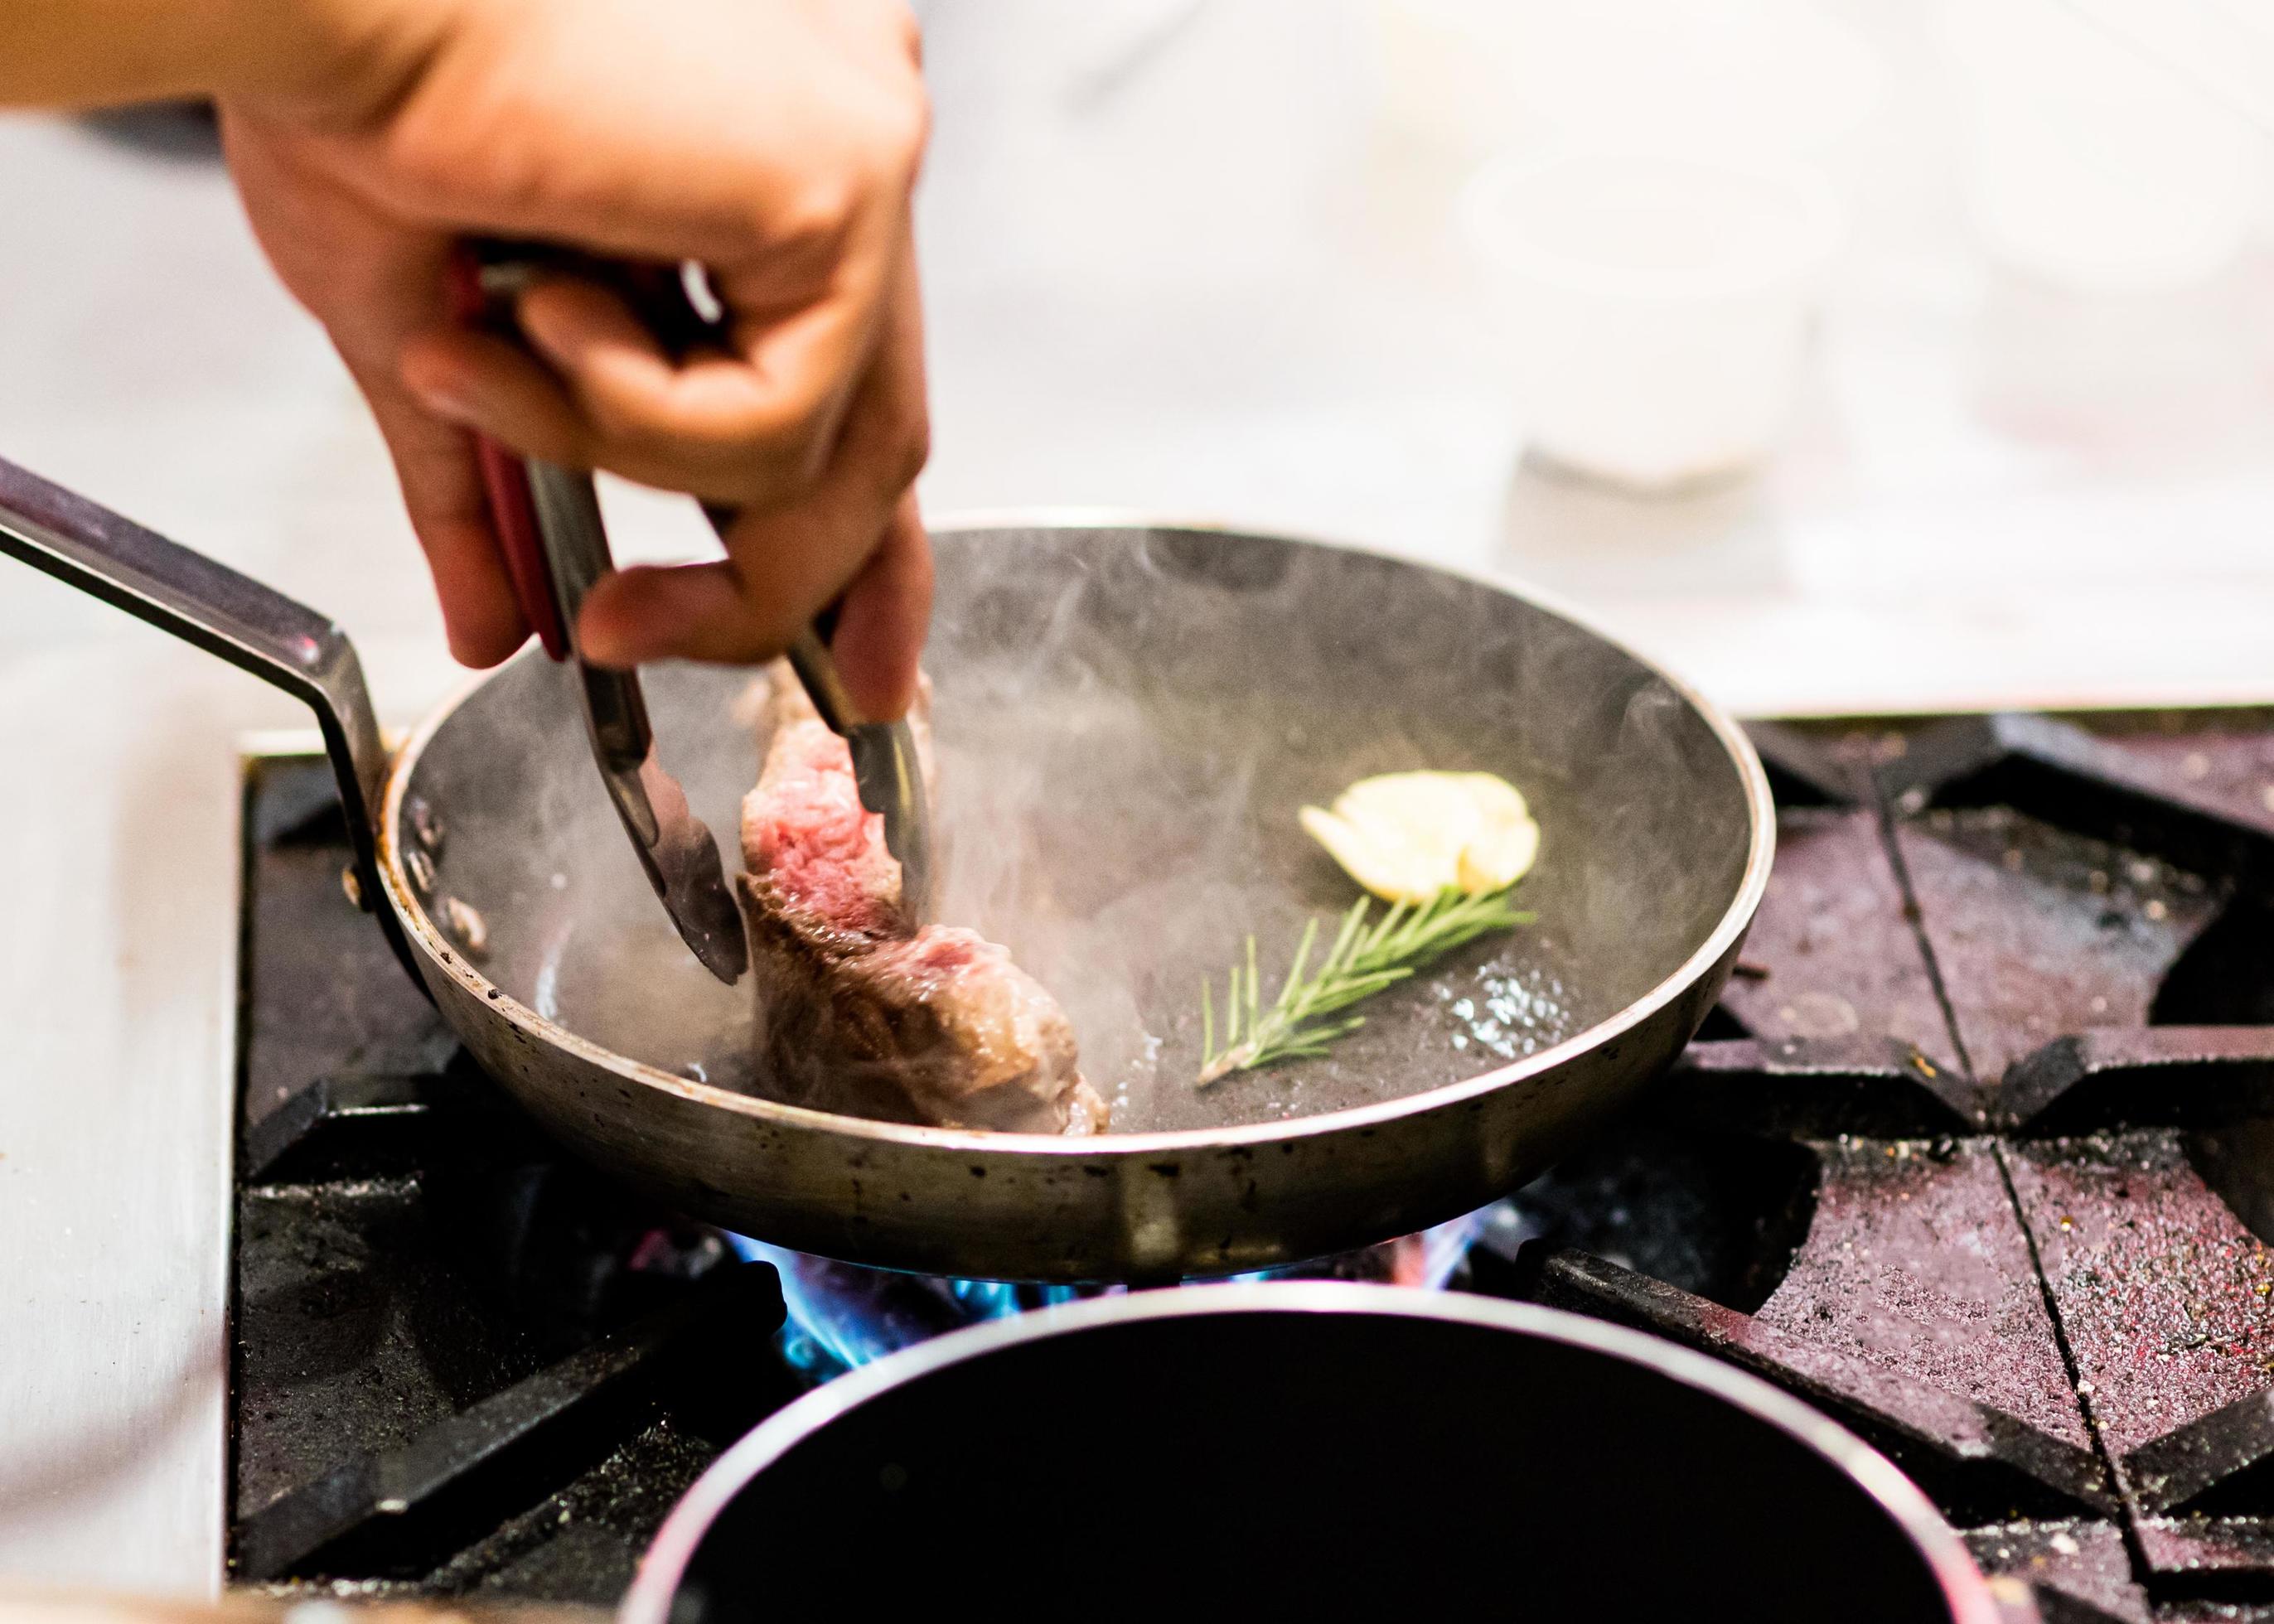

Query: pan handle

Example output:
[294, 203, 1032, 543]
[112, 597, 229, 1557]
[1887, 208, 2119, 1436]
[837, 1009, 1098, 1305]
[0, 454, 422, 983]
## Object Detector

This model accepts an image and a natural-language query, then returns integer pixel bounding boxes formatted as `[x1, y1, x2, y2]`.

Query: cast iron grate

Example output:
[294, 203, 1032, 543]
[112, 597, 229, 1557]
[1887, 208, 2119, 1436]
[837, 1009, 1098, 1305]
[230, 761, 789, 1600]
[1504, 714, 2274, 1621]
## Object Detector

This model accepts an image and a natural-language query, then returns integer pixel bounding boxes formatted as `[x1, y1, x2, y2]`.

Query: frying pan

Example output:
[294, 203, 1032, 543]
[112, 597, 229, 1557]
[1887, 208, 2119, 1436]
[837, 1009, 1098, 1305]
[626, 1284, 2001, 1622]
[0, 457, 1773, 1281]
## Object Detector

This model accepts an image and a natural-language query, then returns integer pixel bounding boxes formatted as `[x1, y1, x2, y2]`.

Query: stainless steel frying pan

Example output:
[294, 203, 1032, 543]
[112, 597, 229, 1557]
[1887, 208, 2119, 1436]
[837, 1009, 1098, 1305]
[0, 457, 1773, 1281]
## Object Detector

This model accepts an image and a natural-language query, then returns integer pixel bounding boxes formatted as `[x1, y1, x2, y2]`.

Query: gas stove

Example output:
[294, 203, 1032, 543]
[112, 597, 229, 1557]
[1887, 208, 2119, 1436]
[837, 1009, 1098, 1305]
[230, 710, 2274, 1619]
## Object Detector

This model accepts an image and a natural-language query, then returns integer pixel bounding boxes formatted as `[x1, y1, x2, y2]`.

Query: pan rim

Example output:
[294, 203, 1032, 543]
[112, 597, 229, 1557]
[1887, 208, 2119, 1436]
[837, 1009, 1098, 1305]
[379, 510, 1775, 1157]
[619, 1283, 1999, 1624]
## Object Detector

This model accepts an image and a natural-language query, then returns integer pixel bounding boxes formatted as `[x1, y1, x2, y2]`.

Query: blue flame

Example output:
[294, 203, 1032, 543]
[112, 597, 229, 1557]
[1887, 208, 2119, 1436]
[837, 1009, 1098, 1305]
[730, 1235, 1088, 1380]
[735, 1201, 1498, 1383]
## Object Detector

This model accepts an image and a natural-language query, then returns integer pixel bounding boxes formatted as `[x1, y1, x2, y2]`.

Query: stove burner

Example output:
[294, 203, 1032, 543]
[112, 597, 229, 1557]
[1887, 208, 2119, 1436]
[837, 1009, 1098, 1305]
[746, 1206, 1487, 1384]
[740, 1240, 1077, 1380]
[230, 711, 2274, 1617]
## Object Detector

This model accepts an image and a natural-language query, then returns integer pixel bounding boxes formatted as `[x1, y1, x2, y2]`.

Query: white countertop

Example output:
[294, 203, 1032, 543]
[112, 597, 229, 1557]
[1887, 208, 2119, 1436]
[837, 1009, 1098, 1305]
[9, 0, 2274, 1593]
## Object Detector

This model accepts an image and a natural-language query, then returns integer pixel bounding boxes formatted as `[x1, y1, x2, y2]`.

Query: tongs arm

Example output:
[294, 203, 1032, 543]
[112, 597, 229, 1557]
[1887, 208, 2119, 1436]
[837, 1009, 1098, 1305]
[454, 246, 936, 926]
[784, 625, 933, 922]
[523, 466, 660, 833]
[602, 260, 937, 922]
[450, 249, 749, 984]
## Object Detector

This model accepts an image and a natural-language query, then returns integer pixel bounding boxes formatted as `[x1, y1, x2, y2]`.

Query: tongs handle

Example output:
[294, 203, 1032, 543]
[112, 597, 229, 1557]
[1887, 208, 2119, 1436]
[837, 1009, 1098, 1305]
[446, 248, 651, 778]
[443, 249, 572, 662]
[620, 272, 937, 922]
[445, 246, 836, 712]
[443, 247, 933, 921]
[446, 244, 748, 982]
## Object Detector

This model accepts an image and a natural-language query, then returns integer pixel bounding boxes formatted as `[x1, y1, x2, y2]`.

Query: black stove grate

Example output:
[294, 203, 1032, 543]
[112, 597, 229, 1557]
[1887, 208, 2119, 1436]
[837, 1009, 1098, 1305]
[1507, 713, 2274, 1622]
[230, 713, 2274, 1619]
[230, 761, 790, 1599]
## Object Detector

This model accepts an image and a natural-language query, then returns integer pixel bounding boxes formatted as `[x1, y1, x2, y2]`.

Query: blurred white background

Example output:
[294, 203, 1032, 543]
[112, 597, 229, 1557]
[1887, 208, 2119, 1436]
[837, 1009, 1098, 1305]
[907, 0, 2274, 717]
[11, 0, 2274, 719]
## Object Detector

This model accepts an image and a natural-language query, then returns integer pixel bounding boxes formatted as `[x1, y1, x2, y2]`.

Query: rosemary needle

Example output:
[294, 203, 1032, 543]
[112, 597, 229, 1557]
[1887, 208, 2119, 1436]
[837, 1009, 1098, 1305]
[1196, 886, 1534, 1087]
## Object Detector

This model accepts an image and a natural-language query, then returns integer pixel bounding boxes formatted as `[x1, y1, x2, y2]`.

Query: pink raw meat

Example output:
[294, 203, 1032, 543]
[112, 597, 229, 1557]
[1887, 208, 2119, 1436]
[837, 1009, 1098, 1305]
[739, 666, 1106, 1135]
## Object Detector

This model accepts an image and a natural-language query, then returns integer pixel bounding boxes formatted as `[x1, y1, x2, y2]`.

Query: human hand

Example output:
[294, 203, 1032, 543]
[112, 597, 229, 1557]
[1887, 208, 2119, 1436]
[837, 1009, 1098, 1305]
[220, 0, 933, 718]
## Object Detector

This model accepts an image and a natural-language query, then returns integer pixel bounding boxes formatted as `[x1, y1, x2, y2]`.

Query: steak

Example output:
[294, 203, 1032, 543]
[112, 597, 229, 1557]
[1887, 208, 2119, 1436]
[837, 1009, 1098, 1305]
[738, 665, 1107, 1134]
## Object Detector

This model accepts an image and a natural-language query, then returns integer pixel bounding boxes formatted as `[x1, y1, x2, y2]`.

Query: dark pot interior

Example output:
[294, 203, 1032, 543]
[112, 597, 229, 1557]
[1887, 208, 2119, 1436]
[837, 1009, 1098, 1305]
[670, 1301, 1971, 1620]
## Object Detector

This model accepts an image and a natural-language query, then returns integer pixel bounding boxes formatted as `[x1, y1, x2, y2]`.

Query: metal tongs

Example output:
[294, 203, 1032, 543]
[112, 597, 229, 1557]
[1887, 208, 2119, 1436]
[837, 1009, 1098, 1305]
[448, 248, 933, 984]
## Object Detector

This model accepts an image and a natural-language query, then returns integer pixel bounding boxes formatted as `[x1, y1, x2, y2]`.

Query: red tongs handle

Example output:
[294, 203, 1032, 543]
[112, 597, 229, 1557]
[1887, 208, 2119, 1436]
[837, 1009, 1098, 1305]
[443, 248, 571, 660]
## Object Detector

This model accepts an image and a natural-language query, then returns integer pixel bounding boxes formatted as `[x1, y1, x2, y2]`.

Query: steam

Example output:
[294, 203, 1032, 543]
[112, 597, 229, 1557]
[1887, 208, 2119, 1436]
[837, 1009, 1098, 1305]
[915, 556, 1296, 1127]
[424, 527, 1744, 1143]
[904, 527, 1742, 1136]
[932, 679, 1267, 1122]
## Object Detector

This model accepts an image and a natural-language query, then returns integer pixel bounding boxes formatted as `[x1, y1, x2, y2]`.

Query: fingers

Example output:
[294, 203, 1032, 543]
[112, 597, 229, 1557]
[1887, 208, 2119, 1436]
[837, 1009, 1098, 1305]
[569, 382, 895, 669]
[221, 113, 528, 667]
[399, 318, 589, 461]
[818, 244, 930, 718]
[827, 493, 933, 720]
[573, 558, 764, 666]
[357, 366, 531, 666]
[574, 239, 931, 697]
[567, 330, 895, 668]
[398, 250, 889, 509]
[524, 270, 872, 500]
[219, 0, 936, 679]
[399, 237, 924, 679]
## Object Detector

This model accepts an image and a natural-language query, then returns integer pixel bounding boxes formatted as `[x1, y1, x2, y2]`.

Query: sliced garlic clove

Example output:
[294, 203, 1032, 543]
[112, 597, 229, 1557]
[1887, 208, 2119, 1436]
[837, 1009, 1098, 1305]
[1299, 805, 1441, 904]
[1304, 771, 1539, 900]
[1459, 812, 1540, 892]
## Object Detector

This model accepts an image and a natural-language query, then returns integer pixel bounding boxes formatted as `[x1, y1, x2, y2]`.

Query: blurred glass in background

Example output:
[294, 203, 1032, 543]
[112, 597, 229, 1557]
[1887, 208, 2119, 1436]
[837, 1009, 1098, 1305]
[12, 0, 2274, 714]
[905, 0, 2274, 710]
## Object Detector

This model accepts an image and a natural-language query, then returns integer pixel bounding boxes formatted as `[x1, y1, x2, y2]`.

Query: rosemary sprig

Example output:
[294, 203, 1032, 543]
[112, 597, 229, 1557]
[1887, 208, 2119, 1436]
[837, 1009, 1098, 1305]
[1197, 887, 1534, 1086]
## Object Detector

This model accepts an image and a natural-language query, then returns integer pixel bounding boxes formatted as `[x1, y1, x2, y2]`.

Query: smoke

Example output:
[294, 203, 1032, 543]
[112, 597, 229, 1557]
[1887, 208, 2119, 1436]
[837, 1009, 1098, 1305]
[907, 525, 1745, 1134]
[931, 670, 1269, 1122]
[419, 527, 1746, 1141]
[914, 531, 1435, 1131]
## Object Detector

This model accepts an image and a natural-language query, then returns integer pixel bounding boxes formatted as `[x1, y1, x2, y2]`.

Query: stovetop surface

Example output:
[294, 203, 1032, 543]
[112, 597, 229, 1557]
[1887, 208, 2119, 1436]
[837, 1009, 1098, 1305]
[231, 710, 2274, 1620]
